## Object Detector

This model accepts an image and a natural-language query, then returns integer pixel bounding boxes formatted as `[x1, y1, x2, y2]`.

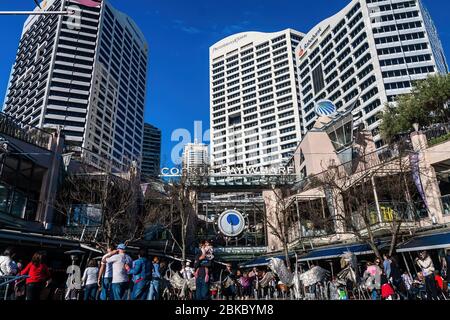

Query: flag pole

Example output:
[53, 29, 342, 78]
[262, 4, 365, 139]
[0, 10, 74, 16]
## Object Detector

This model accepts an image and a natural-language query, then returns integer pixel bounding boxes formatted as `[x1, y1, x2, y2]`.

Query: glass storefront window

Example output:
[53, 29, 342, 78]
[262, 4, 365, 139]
[0, 184, 11, 214]
[10, 190, 27, 219]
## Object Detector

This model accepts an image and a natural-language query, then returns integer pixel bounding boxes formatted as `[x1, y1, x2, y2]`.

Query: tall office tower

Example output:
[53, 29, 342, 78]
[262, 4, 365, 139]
[296, 0, 448, 148]
[2, 0, 148, 170]
[182, 142, 210, 174]
[141, 123, 161, 179]
[209, 29, 304, 173]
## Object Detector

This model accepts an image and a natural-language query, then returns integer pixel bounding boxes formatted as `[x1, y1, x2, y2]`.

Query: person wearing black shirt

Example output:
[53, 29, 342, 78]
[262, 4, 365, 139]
[222, 264, 236, 300]
[194, 243, 210, 300]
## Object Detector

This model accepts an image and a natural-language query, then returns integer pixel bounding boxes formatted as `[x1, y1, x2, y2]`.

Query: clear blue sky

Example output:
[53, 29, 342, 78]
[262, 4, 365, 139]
[0, 0, 449, 167]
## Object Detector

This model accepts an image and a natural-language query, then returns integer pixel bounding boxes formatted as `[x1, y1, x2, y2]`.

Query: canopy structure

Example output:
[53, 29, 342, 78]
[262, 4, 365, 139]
[397, 230, 450, 253]
[240, 253, 294, 268]
[298, 241, 386, 262]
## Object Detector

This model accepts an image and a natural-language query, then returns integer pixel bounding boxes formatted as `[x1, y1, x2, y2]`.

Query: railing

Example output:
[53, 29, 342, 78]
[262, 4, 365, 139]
[442, 195, 450, 216]
[349, 201, 418, 231]
[0, 112, 52, 150]
[0, 275, 29, 300]
[64, 144, 135, 173]
[424, 123, 450, 146]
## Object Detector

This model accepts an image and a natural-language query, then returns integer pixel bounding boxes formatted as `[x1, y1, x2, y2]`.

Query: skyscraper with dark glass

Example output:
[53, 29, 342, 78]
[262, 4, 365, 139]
[2, 0, 148, 170]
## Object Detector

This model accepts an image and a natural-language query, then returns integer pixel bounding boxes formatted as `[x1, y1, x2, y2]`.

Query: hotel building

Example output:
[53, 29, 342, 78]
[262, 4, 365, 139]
[296, 0, 448, 148]
[209, 29, 305, 173]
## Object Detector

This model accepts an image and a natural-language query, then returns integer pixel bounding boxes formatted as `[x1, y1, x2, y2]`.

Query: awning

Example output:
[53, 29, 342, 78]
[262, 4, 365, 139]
[298, 242, 385, 262]
[240, 254, 293, 268]
[80, 243, 103, 254]
[0, 228, 102, 254]
[397, 230, 450, 253]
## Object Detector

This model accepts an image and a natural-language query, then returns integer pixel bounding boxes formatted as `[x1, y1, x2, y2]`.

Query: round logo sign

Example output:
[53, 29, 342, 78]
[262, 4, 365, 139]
[315, 100, 337, 117]
[217, 210, 246, 237]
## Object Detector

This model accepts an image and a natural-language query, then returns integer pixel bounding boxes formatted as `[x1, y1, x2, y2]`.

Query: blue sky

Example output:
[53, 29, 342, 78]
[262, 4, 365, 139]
[0, 0, 449, 167]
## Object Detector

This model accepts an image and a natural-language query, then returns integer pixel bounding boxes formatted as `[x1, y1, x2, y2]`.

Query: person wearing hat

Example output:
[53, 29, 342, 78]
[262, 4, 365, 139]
[102, 243, 133, 300]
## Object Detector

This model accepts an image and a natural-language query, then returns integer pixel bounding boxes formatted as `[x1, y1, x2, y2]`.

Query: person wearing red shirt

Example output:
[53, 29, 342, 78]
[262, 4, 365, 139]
[20, 251, 51, 301]
[435, 271, 444, 292]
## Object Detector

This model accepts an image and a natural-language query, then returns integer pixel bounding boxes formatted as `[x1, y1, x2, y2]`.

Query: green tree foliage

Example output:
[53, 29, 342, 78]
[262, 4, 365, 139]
[379, 74, 450, 142]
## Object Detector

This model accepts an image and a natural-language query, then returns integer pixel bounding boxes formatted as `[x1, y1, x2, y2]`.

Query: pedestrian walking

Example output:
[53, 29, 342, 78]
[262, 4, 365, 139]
[222, 264, 236, 301]
[194, 242, 210, 300]
[126, 248, 152, 300]
[82, 259, 99, 301]
[102, 244, 132, 300]
[148, 256, 161, 300]
[20, 251, 51, 301]
[415, 251, 438, 300]
[98, 245, 114, 300]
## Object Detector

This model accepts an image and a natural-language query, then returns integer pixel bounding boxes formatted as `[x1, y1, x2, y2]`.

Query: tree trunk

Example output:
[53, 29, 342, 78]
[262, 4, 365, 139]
[283, 242, 291, 270]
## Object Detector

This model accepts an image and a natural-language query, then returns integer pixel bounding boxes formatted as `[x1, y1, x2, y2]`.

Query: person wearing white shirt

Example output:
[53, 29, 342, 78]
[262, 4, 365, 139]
[82, 259, 99, 300]
[180, 261, 194, 280]
[102, 244, 132, 300]
[98, 245, 114, 300]
[0, 247, 18, 276]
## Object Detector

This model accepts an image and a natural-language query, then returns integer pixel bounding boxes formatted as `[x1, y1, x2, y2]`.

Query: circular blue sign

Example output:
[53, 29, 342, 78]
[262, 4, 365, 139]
[218, 210, 246, 237]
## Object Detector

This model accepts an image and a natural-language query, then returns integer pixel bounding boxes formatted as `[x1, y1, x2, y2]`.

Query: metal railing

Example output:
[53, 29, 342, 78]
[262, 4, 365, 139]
[424, 123, 450, 145]
[0, 275, 29, 300]
[64, 144, 135, 173]
[0, 112, 52, 150]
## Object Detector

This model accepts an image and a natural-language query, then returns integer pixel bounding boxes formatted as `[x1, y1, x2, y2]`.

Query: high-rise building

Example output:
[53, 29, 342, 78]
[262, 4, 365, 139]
[296, 0, 448, 148]
[141, 123, 161, 179]
[209, 29, 304, 173]
[182, 142, 209, 174]
[2, 0, 148, 170]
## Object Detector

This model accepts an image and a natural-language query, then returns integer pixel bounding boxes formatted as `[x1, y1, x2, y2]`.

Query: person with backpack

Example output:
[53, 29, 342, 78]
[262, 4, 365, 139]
[125, 248, 152, 300]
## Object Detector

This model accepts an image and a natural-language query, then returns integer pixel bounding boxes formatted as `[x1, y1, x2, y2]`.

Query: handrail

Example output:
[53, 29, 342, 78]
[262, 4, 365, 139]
[0, 275, 29, 287]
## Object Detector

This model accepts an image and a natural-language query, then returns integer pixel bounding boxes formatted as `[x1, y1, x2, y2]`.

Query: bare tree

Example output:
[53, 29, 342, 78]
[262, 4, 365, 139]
[143, 171, 201, 262]
[309, 142, 418, 260]
[56, 161, 150, 251]
[264, 186, 293, 270]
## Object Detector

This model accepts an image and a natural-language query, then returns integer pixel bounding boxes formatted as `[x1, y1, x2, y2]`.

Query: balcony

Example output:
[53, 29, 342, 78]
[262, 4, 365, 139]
[0, 112, 52, 150]
[425, 123, 450, 147]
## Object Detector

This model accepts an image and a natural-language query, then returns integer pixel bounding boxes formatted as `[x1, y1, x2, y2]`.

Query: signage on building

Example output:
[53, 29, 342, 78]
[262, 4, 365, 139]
[298, 27, 323, 58]
[217, 209, 246, 237]
[213, 34, 248, 52]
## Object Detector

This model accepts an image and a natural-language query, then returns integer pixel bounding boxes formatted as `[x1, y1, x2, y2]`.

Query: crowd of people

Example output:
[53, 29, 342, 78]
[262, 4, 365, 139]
[1, 242, 449, 301]
[325, 251, 449, 300]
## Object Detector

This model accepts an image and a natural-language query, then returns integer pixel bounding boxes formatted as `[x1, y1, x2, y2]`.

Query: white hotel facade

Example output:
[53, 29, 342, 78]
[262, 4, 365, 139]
[209, 29, 305, 173]
[209, 0, 448, 171]
[296, 0, 448, 148]
[2, 0, 148, 170]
